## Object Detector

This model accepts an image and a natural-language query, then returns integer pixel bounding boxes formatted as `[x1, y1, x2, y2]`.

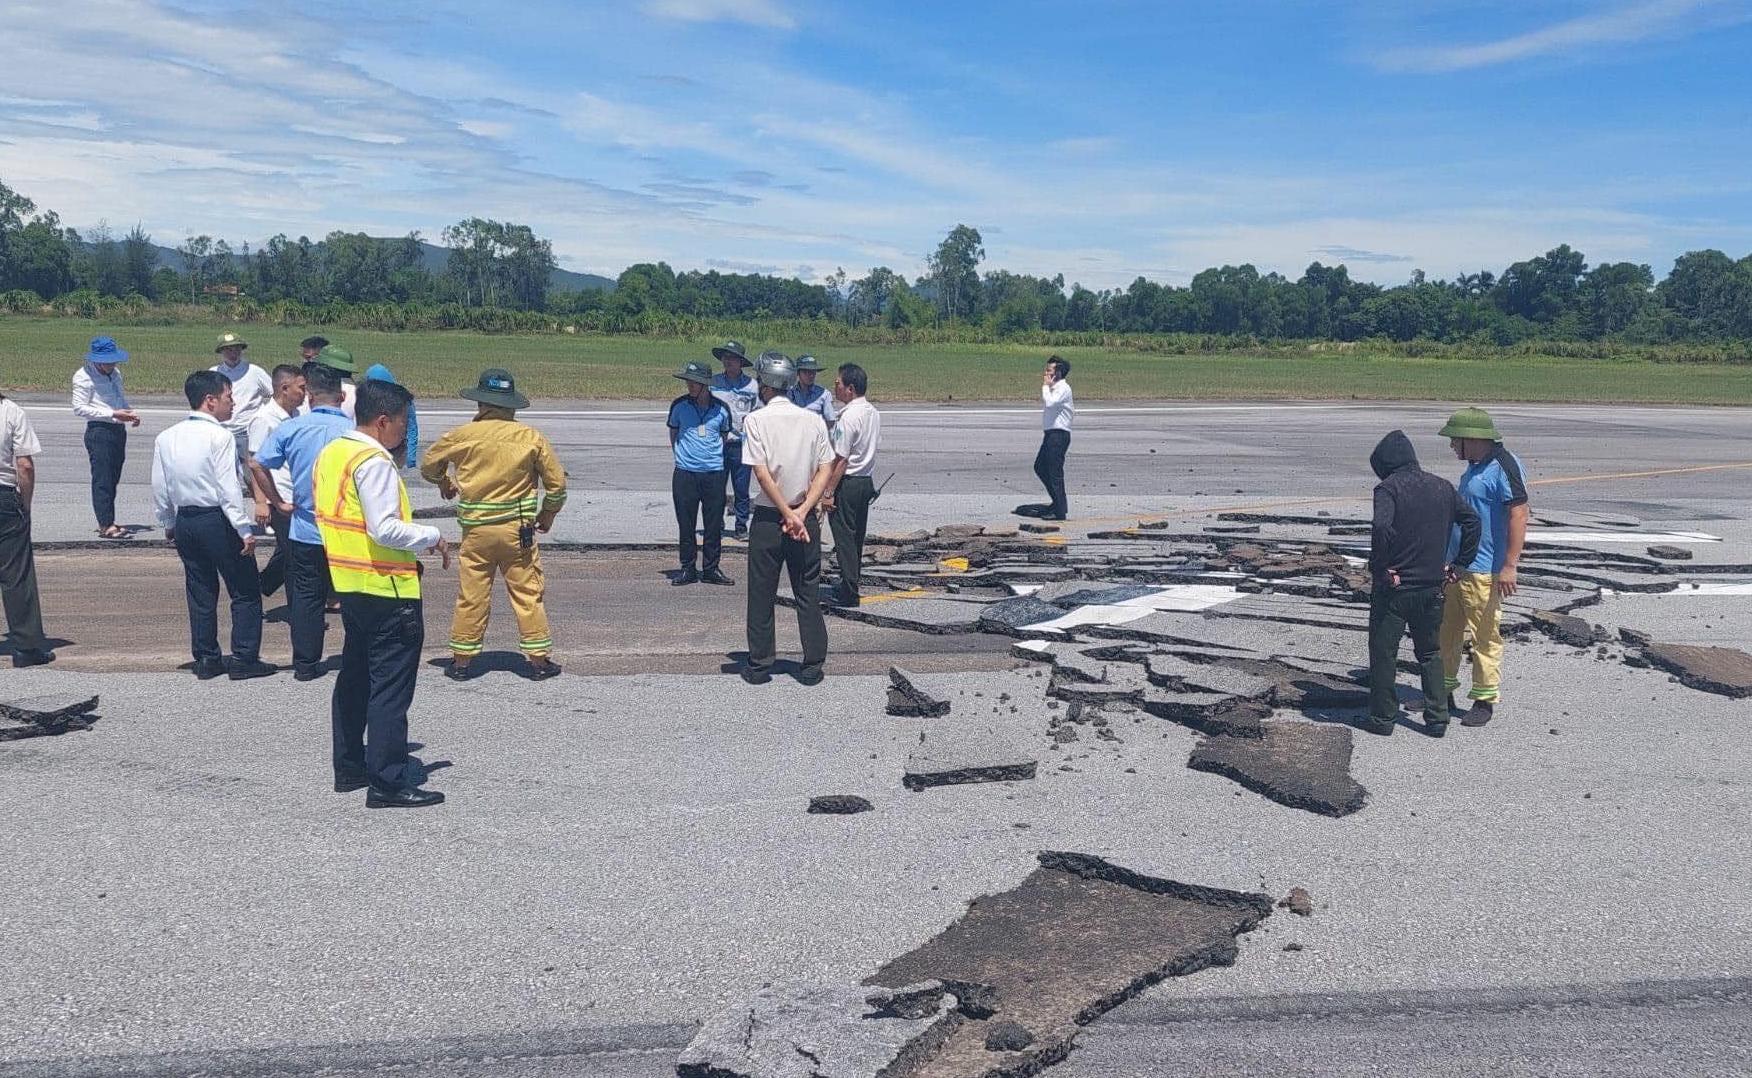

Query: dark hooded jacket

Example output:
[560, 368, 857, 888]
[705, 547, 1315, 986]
[1370, 430, 1482, 590]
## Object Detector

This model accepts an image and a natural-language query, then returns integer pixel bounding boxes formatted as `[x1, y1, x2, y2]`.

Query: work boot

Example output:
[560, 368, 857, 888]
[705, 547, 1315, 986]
[527, 660, 562, 681]
[1423, 717, 1449, 738]
[1461, 700, 1496, 727]
[701, 568, 734, 586]
[672, 567, 699, 586]
[444, 661, 472, 682]
[1362, 715, 1396, 736]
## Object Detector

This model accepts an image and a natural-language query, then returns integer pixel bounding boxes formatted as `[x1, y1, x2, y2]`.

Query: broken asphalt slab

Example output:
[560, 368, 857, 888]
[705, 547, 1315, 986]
[0, 694, 100, 741]
[864, 851, 1273, 1078]
[676, 979, 960, 1078]
[887, 667, 955, 717]
[1639, 643, 1752, 699]
[1188, 721, 1370, 817]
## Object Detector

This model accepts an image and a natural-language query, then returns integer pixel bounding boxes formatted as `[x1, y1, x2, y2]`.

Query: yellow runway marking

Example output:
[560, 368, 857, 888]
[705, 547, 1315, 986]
[859, 587, 931, 605]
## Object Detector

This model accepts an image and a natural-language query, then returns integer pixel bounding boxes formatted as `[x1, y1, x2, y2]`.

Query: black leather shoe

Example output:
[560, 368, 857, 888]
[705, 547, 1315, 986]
[1424, 719, 1449, 738]
[12, 649, 55, 668]
[1041, 511, 1067, 522]
[293, 664, 325, 682]
[193, 658, 227, 680]
[527, 661, 562, 681]
[229, 659, 278, 681]
[444, 663, 472, 681]
[366, 785, 445, 808]
[731, 526, 748, 541]
[334, 772, 369, 793]
[1362, 716, 1397, 736]
[1013, 503, 1050, 517]
[701, 568, 734, 586]
[795, 665, 825, 687]
[740, 666, 772, 685]
[672, 567, 699, 586]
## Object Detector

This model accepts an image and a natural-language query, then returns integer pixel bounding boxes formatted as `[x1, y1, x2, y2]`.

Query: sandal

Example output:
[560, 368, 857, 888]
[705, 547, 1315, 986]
[99, 526, 128, 540]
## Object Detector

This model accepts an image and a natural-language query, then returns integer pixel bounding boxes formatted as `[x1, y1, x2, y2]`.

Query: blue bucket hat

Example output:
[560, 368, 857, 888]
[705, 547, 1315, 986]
[85, 336, 129, 365]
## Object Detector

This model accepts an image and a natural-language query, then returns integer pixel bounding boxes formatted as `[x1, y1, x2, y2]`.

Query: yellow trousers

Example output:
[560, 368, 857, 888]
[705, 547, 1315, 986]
[1440, 570, 1503, 702]
[448, 521, 552, 659]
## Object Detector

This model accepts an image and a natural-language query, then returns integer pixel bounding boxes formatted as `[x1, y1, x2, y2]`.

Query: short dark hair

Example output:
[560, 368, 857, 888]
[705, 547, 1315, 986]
[836, 363, 868, 396]
[300, 335, 329, 351]
[184, 370, 229, 409]
[302, 362, 344, 398]
[271, 364, 303, 385]
[356, 378, 412, 424]
[1048, 355, 1071, 380]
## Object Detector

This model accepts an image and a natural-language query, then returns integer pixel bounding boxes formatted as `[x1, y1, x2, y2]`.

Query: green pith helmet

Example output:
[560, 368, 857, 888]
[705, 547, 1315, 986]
[673, 360, 714, 385]
[315, 345, 357, 374]
[1439, 407, 1503, 442]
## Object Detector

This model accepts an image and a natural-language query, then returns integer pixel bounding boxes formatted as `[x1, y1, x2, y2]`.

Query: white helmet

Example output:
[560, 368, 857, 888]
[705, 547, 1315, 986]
[754, 350, 797, 390]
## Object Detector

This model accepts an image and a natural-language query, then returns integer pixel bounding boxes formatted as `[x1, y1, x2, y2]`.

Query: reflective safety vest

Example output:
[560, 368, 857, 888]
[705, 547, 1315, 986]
[312, 437, 420, 599]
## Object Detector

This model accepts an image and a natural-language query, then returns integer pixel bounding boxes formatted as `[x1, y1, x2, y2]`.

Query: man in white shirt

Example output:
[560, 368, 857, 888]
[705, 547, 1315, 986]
[70, 335, 141, 539]
[247, 365, 306, 597]
[822, 362, 881, 609]
[0, 390, 52, 667]
[152, 370, 275, 682]
[740, 352, 835, 686]
[212, 332, 275, 457]
[1027, 356, 1075, 522]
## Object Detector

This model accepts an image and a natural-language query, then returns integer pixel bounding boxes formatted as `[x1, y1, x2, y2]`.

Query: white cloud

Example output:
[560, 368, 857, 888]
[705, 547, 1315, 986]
[640, 0, 795, 30]
[1376, 0, 1745, 72]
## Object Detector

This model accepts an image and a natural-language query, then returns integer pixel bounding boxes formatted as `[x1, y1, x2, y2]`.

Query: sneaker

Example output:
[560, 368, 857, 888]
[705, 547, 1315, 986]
[740, 665, 772, 685]
[228, 659, 279, 681]
[795, 665, 825, 687]
[12, 648, 55, 669]
[1461, 700, 1496, 727]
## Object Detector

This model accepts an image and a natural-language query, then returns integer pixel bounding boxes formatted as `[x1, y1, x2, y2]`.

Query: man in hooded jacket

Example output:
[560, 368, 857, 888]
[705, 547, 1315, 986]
[1367, 430, 1481, 736]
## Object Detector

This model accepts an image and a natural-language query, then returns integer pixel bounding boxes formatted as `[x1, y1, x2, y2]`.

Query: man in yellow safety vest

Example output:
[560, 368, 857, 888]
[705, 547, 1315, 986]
[313, 379, 451, 808]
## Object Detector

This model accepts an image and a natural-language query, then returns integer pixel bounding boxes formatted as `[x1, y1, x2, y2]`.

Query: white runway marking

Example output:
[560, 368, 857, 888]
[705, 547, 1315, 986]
[1529, 530, 1721, 544]
[1019, 583, 1243, 632]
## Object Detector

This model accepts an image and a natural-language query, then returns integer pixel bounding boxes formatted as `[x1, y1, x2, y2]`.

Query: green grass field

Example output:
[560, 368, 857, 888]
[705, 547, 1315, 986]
[3, 318, 1749, 404]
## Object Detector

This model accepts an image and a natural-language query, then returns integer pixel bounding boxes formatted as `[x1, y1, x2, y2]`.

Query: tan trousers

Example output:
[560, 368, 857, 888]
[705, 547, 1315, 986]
[1439, 570, 1503, 702]
[448, 521, 552, 659]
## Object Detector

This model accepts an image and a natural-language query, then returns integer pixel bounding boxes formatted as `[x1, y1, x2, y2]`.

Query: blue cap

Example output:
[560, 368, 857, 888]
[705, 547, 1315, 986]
[85, 336, 129, 365]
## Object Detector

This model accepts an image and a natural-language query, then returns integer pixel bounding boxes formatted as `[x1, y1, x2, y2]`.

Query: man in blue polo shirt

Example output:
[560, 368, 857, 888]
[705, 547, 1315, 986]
[668, 361, 734, 586]
[1438, 407, 1530, 728]
[248, 353, 358, 680]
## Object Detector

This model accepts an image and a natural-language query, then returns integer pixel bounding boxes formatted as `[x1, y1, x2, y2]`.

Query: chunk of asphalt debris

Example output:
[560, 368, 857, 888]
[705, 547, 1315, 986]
[1639, 643, 1752, 699]
[1140, 688, 1268, 739]
[1529, 610, 1600, 648]
[866, 851, 1272, 1074]
[984, 1021, 1034, 1052]
[887, 666, 953, 718]
[1019, 522, 1060, 534]
[1278, 887, 1314, 916]
[808, 795, 874, 815]
[1646, 544, 1694, 561]
[0, 694, 100, 741]
[1619, 626, 1653, 649]
[1144, 654, 1277, 701]
[904, 734, 1039, 791]
[977, 596, 1072, 636]
[1188, 722, 1369, 817]
[676, 979, 960, 1078]
[1048, 666, 1150, 706]
[934, 523, 987, 540]
[835, 597, 989, 635]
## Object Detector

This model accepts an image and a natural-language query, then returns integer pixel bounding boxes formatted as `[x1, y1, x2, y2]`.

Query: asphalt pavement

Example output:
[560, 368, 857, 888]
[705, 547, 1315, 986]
[3, 397, 1751, 1076]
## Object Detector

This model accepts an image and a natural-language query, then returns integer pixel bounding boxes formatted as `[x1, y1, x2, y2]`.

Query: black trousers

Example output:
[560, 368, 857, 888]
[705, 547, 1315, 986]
[0, 488, 46, 653]
[84, 421, 126, 529]
[285, 539, 332, 673]
[1368, 584, 1448, 722]
[828, 475, 876, 600]
[332, 592, 423, 788]
[259, 503, 292, 596]
[173, 506, 262, 664]
[672, 467, 727, 571]
[1033, 429, 1070, 517]
[745, 506, 827, 671]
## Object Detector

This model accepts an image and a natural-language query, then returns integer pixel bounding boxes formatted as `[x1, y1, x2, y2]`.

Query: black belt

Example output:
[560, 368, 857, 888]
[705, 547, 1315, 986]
[176, 505, 223, 516]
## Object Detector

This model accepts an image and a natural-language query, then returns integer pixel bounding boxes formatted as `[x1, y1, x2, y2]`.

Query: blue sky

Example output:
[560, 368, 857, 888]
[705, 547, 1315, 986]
[2, 0, 1749, 288]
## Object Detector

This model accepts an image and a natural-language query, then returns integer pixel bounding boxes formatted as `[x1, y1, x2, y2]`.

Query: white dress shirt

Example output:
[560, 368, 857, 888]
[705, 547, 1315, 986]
[337, 431, 441, 552]
[742, 397, 834, 509]
[72, 364, 130, 423]
[212, 360, 275, 438]
[830, 396, 881, 477]
[247, 400, 295, 503]
[1042, 380, 1074, 432]
[0, 397, 42, 489]
[152, 412, 252, 537]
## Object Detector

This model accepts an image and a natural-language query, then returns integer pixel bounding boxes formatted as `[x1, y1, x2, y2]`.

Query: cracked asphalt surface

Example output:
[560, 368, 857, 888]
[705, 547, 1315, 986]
[4, 400, 1751, 1075]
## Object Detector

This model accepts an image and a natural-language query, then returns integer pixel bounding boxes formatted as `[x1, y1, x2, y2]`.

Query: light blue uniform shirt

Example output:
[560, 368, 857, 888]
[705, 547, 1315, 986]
[1446, 445, 1529, 573]
[709, 373, 758, 443]
[253, 406, 355, 544]
[668, 394, 731, 473]
[787, 382, 837, 424]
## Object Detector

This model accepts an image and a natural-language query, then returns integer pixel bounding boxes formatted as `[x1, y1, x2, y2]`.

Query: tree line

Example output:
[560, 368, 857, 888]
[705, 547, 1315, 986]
[3, 176, 1751, 345]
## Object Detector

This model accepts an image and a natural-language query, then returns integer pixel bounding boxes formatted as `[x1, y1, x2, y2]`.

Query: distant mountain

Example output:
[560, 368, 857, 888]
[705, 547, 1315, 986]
[127, 239, 615, 293]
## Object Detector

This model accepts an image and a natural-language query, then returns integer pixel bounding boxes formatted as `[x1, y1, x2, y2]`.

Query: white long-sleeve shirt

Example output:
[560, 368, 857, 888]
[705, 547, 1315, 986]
[212, 360, 274, 438]
[337, 431, 441, 552]
[1042, 380, 1074, 432]
[72, 364, 130, 423]
[152, 412, 252, 537]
